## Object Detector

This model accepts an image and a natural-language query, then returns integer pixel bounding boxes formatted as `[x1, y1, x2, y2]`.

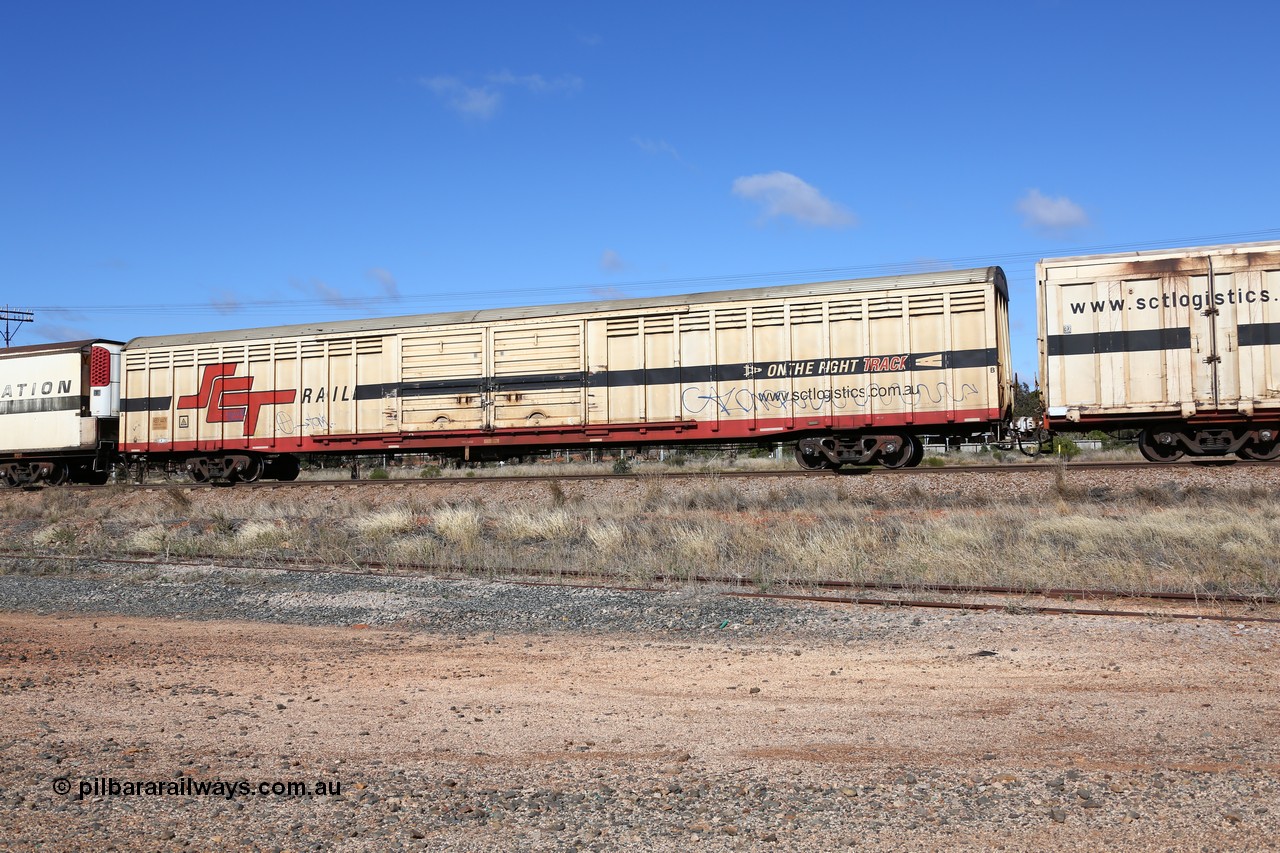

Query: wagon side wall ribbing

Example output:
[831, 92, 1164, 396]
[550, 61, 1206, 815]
[119, 269, 1012, 458]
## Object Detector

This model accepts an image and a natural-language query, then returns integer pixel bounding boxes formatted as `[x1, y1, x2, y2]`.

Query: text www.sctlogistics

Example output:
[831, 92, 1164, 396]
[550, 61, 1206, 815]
[1069, 287, 1271, 315]
[53, 776, 343, 800]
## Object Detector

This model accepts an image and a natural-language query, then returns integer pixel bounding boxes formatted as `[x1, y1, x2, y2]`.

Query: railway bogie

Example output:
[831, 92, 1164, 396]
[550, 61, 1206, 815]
[1134, 424, 1280, 463]
[794, 432, 925, 469]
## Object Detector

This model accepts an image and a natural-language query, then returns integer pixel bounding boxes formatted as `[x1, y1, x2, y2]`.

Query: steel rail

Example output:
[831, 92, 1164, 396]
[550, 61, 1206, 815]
[16, 456, 1279, 493]
[5, 550, 1273, 605]
[2, 551, 1277, 624]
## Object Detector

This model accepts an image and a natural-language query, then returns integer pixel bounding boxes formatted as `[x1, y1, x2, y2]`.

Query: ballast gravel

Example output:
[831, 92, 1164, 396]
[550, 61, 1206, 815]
[0, 559, 1277, 851]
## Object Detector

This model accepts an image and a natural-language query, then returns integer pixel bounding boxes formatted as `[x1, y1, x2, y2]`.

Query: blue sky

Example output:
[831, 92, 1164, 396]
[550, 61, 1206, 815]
[4, 1, 1279, 380]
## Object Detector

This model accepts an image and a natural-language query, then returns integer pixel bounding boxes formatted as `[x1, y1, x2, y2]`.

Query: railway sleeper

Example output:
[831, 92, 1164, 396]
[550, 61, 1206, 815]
[795, 433, 923, 470]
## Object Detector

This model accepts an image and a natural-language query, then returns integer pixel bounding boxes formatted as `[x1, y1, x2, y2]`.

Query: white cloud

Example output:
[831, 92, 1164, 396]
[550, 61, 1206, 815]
[34, 322, 95, 342]
[486, 70, 582, 94]
[633, 137, 685, 164]
[732, 172, 857, 228]
[211, 291, 242, 314]
[367, 267, 399, 298]
[290, 278, 355, 308]
[420, 76, 501, 120]
[599, 249, 625, 272]
[1017, 189, 1090, 231]
[421, 71, 581, 120]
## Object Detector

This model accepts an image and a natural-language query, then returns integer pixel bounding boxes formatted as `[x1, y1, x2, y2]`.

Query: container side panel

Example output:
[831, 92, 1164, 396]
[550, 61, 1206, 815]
[788, 301, 828, 428]
[866, 294, 906, 425]
[676, 312, 713, 423]
[644, 316, 678, 423]
[828, 298, 867, 424]
[948, 291, 984, 422]
[0, 350, 90, 453]
[604, 319, 642, 424]
[1240, 270, 1280, 409]
[491, 322, 583, 429]
[711, 308, 749, 432]
[751, 307, 788, 429]
[400, 329, 486, 431]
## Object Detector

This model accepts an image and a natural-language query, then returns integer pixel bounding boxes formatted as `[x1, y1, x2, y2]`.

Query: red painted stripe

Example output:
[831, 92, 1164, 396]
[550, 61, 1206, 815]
[120, 408, 1002, 455]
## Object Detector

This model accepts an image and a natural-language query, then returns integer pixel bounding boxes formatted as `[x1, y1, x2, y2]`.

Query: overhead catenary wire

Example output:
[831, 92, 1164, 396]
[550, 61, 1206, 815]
[29, 227, 1280, 318]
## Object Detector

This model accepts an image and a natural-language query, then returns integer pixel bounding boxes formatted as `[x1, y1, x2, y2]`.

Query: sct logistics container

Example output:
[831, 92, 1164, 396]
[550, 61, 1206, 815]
[1037, 241, 1280, 461]
[0, 339, 123, 485]
[118, 267, 1013, 479]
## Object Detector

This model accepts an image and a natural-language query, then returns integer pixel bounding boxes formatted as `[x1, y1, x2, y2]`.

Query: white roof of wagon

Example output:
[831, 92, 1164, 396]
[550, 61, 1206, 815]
[1038, 239, 1280, 268]
[124, 266, 1006, 349]
[0, 339, 122, 360]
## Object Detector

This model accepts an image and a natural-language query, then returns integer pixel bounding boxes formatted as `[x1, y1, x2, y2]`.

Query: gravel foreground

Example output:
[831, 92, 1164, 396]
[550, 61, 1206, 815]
[1, 560, 1278, 851]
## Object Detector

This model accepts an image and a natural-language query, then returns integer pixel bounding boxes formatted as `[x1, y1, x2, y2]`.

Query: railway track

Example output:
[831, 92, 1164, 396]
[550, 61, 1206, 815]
[3, 550, 1277, 625]
[20, 456, 1279, 492]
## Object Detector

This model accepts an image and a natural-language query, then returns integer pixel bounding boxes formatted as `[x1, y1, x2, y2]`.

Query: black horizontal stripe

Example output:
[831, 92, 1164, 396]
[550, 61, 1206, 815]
[399, 380, 490, 398]
[353, 383, 402, 400]
[367, 348, 998, 398]
[122, 347, 998, 409]
[120, 396, 173, 412]
[1046, 328, 1191, 357]
[0, 395, 81, 416]
[594, 348, 996, 389]
[1238, 322, 1280, 348]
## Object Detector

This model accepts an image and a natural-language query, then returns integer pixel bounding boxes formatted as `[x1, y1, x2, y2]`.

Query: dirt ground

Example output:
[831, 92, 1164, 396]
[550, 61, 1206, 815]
[2, 607, 1278, 850]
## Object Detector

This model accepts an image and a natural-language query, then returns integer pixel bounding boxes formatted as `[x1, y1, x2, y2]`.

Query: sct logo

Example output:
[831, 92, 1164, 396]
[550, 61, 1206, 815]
[177, 363, 297, 434]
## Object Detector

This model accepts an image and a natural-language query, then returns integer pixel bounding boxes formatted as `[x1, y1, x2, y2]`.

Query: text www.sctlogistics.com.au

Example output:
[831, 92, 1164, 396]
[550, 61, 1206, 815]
[52, 776, 344, 800]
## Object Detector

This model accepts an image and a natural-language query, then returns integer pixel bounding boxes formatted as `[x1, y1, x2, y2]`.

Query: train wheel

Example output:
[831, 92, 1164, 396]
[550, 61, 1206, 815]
[45, 463, 71, 486]
[231, 455, 263, 483]
[1239, 440, 1280, 461]
[879, 435, 920, 469]
[794, 444, 829, 471]
[266, 454, 300, 481]
[185, 458, 210, 483]
[1138, 430, 1184, 463]
[905, 437, 925, 468]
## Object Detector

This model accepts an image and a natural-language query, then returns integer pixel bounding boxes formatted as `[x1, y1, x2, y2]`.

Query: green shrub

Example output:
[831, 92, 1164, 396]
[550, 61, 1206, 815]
[368, 468, 390, 480]
[1053, 437, 1082, 460]
[612, 457, 633, 475]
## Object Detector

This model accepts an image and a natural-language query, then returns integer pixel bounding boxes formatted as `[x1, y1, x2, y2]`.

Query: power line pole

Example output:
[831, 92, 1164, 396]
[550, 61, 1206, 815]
[2, 306, 34, 347]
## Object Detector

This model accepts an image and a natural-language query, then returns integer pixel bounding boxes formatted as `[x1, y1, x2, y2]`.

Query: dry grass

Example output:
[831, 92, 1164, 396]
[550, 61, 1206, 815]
[348, 508, 419, 539]
[8, 460, 1279, 598]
